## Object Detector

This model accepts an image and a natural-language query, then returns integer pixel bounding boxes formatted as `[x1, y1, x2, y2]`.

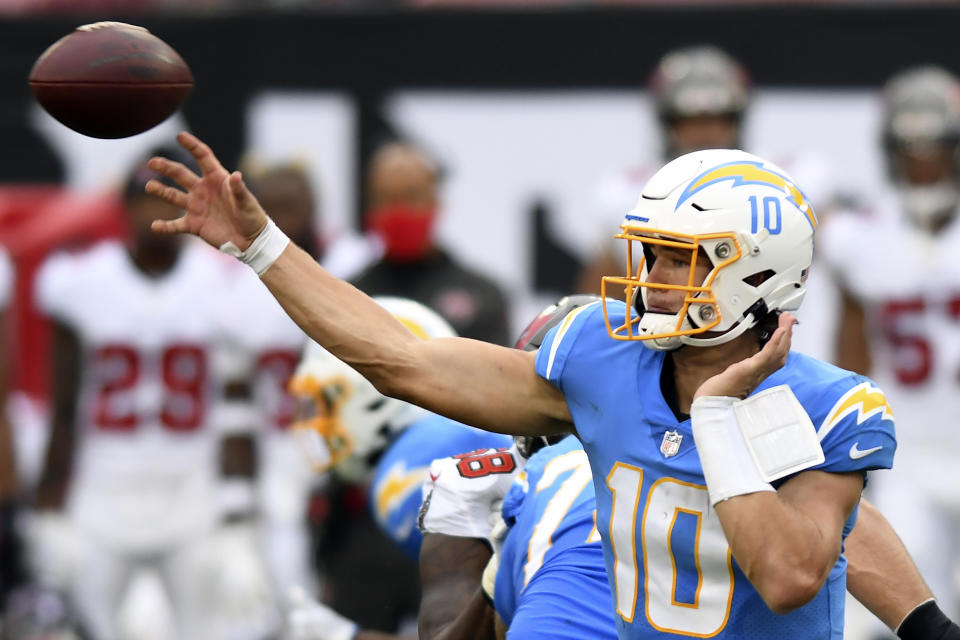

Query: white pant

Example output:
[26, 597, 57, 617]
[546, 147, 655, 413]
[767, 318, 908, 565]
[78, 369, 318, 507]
[70, 534, 218, 640]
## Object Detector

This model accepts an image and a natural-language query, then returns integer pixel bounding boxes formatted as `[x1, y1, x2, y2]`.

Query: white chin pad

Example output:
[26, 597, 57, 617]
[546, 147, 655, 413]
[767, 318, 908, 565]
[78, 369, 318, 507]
[732, 385, 825, 482]
[637, 311, 685, 350]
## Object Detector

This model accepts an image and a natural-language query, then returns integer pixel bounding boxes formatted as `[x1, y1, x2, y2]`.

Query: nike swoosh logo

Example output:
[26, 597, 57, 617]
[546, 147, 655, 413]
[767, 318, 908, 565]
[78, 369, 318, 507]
[849, 442, 882, 460]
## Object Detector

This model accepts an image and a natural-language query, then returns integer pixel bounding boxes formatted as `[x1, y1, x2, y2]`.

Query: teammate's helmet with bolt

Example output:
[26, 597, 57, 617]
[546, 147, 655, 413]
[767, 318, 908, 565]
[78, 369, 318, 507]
[287, 296, 456, 481]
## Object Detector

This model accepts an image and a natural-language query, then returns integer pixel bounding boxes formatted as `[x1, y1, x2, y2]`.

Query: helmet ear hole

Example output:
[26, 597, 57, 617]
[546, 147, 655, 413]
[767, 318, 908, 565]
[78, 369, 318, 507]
[743, 269, 776, 288]
[365, 397, 387, 412]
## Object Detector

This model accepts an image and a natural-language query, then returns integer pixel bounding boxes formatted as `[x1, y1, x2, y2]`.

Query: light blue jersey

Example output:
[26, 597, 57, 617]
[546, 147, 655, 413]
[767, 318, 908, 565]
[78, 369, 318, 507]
[495, 436, 616, 639]
[536, 300, 896, 639]
[370, 413, 512, 558]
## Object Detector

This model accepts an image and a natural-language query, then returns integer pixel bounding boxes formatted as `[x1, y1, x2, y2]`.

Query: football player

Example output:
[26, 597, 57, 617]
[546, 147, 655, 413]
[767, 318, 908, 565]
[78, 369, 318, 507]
[823, 65, 960, 625]
[285, 296, 511, 635]
[149, 134, 890, 638]
[222, 161, 324, 600]
[30, 148, 274, 640]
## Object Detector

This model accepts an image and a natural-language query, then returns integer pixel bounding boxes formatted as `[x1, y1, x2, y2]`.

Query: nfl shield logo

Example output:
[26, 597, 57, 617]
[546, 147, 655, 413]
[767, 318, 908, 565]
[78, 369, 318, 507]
[660, 430, 683, 458]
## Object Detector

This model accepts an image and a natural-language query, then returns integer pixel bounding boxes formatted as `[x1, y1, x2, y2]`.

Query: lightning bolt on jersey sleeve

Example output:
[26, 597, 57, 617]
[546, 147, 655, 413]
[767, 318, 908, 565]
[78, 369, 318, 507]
[369, 414, 511, 559]
[535, 299, 891, 639]
[0, 245, 12, 310]
[768, 353, 896, 477]
[493, 436, 614, 640]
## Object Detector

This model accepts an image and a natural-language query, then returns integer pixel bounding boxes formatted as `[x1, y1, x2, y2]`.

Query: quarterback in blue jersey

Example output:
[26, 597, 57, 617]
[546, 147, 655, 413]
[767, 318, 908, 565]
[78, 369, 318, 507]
[151, 135, 905, 639]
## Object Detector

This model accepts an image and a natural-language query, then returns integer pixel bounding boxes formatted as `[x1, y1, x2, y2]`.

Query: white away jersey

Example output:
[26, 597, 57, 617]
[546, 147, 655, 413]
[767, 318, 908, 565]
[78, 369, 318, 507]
[35, 240, 238, 549]
[821, 200, 960, 444]
[220, 265, 313, 525]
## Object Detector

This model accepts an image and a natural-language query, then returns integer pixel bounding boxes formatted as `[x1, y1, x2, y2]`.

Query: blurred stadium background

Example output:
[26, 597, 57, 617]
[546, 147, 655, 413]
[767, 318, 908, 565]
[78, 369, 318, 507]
[0, 1, 958, 639]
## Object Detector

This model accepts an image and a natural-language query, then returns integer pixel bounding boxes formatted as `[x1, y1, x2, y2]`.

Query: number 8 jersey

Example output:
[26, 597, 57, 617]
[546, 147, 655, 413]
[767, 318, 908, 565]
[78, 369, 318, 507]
[536, 300, 896, 639]
[35, 240, 240, 551]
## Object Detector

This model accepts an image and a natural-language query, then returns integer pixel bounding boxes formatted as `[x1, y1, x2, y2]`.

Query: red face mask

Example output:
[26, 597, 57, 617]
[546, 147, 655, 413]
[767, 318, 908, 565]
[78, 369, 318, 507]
[366, 204, 437, 263]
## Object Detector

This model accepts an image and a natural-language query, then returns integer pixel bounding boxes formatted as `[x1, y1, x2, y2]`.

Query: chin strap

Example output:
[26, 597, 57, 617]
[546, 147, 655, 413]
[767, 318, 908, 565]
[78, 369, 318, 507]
[680, 313, 757, 348]
[639, 311, 759, 351]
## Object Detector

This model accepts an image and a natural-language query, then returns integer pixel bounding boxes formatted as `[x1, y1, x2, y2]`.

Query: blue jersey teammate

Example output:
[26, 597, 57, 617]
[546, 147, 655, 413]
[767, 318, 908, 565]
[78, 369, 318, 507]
[149, 136, 897, 639]
[493, 434, 614, 639]
[372, 414, 510, 557]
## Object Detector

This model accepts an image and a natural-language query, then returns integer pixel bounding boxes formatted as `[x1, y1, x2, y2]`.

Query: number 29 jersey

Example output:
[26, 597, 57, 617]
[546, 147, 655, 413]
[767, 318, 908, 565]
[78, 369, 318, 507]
[35, 240, 237, 550]
[536, 300, 896, 639]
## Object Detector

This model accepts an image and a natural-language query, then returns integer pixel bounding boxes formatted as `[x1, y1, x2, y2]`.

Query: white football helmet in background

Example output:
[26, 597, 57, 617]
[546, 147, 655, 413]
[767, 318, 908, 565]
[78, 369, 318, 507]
[287, 297, 456, 482]
[601, 148, 817, 351]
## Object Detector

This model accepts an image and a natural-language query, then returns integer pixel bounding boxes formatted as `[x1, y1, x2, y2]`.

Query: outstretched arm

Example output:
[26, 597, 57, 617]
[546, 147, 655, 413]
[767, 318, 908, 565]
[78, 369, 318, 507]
[146, 133, 571, 439]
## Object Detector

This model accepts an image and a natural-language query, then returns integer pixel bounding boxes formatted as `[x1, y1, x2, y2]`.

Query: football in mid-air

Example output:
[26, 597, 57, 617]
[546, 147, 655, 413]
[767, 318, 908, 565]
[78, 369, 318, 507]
[28, 22, 193, 139]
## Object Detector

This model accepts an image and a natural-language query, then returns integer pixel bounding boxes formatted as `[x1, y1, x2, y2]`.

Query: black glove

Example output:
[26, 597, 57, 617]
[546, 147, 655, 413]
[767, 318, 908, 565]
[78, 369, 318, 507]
[898, 600, 960, 640]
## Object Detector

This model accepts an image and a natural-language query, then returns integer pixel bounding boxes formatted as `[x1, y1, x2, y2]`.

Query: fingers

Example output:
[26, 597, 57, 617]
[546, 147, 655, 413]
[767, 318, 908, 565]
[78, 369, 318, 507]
[151, 217, 190, 235]
[229, 171, 255, 208]
[144, 179, 188, 209]
[753, 311, 794, 374]
[177, 131, 226, 177]
[147, 157, 199, 190]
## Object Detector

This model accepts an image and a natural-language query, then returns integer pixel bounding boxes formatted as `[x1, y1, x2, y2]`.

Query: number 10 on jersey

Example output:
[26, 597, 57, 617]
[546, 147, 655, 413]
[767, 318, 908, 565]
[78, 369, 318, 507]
[607, 463, 734, 637]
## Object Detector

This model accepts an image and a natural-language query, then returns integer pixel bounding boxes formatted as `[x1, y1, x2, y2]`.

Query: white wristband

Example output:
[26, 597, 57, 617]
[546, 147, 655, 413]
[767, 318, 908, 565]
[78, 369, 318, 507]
[691, 396, 775, 506]
[219, 218, 290, 276]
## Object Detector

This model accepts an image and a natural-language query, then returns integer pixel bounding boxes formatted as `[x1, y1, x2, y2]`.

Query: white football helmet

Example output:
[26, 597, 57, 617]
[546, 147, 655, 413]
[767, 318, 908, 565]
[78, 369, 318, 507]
[287, 297, 456, 482]
[600, 149, 817, 351]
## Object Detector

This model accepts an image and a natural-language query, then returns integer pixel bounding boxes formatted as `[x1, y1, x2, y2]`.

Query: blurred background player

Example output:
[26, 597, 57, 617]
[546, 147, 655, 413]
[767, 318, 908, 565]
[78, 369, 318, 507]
[578, 44, 837, 361]
[351, 142, 511, 345]
[28, 148, 275, 640]
[286, 296, 511, 635]
[225, 159, 327, 600]
[823, 65, 960, 631]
